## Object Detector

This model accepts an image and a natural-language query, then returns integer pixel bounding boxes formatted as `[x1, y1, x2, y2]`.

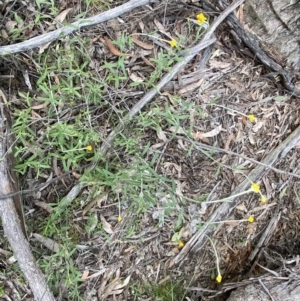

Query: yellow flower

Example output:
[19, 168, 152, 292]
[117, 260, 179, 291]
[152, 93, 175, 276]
[86, 145, 93, 151]
[251, 183, 260, 193]
[247, 215, 255, 223]
[247, 114, 256, 122]
[261, 195, 267, 203]
[117, 216, 122, 222]
[196, 12, 207, 24]
[216, 274, 222, 283]
[178, 241, 185, 248]
[169, 39, 177, 48]
[187, 17, 190, 22]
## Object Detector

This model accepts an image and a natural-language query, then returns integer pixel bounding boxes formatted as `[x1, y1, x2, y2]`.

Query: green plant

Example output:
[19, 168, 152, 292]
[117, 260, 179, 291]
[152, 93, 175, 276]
[131, 278, 187, 301]
[39, 242, 84, 299]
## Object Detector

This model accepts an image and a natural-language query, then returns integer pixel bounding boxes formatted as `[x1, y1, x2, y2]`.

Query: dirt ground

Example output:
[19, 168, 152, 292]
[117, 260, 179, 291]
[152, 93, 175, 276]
[0, 1, 300, 300]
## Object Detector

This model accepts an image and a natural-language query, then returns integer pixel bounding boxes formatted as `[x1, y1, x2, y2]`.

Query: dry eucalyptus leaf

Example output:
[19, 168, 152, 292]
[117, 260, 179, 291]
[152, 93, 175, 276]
[100, 215, 114, 234]
[141, 55, 155, 68]
[31, 103, 48, 110]
[193, 125, 222, 142]
[132, 35, 154, 50]
[153, 19, 172, 39]
[39, 42, 52, 54]
[5, 21, 17, 32]
[1, 29, 8, 39]
[33, 233, 60, 253]
[201, 125, 223, 138]
[104, 36, 131, 57]
[252, 121, 263, 132]
[169, 126, 185, 134]
[192, 132, 209, 143]
[55, 8, 72, 23]
[157, 128, 167, 142]
[178, 79, 204, 95]
[138, 21, 145, 31]
[236, 203, 248, 212]
[209, 60, 232, 69]
[33, 201, 52, 213]
[81, 270, 90, 280]
[83, 193, 108, 216]
[100, 272, 131, 298]
[113, 275, 131, 291]
[86, 268, 107, 279]
[248, 132, 255, 145]
[129, 72, 144, 83]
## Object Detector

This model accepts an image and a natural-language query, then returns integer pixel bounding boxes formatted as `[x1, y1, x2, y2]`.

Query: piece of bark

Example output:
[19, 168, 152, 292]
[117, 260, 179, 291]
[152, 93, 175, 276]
[0, 99, 55, 300]
[227, 272, 300, 301]
[0, 88, 27, 238]
[243, 0, 300, 71]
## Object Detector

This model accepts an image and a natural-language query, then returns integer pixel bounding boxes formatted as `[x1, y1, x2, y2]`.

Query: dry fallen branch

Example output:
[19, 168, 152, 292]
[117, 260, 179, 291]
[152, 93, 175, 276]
[0, 101, 55, 300]
[173, 124, 300, 265]
[0, 0, 157, 55]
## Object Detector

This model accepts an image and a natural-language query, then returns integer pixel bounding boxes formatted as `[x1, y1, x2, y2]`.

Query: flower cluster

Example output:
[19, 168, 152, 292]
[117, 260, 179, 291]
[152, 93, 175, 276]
[251, 182, 267, 204]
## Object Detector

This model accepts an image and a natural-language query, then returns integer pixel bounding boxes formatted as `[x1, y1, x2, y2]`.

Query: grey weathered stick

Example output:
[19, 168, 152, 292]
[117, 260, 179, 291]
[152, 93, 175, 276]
[173, 124, 300, 264]
[0, 0, 156, 55]
[0, 105, 55, 300]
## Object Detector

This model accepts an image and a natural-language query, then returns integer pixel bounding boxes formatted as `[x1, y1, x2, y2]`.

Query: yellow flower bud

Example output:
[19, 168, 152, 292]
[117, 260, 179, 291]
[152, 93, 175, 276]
[251, 183, 260, 193]
[247, 114, 256, 122]
[216, 274, 222, 283]
[261, 195, 267, 203]
[196, 12, 207, 24]
[178, 241, 185, 248]
[169, 39, 177, 48]
[247, 215, 255, 223]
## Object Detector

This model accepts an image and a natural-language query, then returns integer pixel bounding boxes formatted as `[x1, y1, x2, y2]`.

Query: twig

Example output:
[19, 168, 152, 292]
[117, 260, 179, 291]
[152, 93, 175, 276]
[258, 279, 276, 301]
[0, 0, 156, 55]
[248, 211, 281, 263]
[173, 124, 300, 265]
